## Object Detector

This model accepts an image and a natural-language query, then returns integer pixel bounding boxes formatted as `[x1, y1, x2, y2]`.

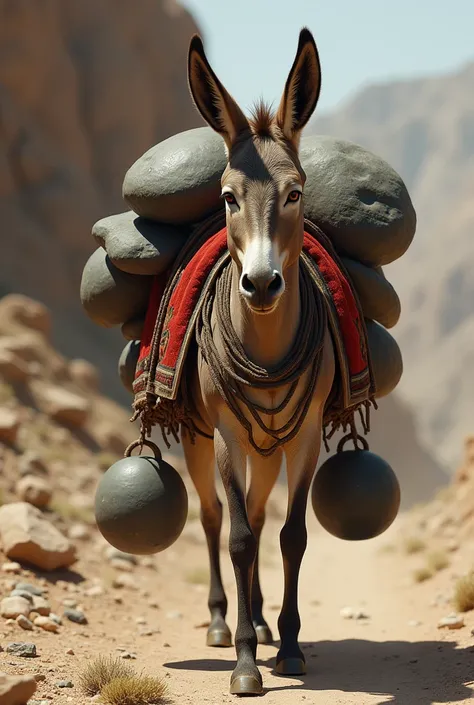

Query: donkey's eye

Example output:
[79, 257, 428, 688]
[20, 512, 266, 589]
[286, 190, 302, 204]
[223, 192, 238, 206]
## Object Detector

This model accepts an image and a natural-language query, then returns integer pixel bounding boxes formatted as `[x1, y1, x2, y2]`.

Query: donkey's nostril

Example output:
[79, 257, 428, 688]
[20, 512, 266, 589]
[268, 272, 282, 293]
[241, 273, 257, 295]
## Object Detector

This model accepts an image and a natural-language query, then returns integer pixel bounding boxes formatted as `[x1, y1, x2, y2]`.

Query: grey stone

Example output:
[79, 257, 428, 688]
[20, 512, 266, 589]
[341, 258, 400, 329]
[31, 596, 51, 616]
[121, 316, 145, 342]
[80, 248, 152, 328]
[123, 127, 226, 224]
[118, 340, 140, 394]
[300, 135, 416, 266]
[56, 680, 74, 688]
[93, 211, 189, 275]
[366, 320, 403, 398]
[6, 641, 37, 657]
[10, 590, 34, 602]
[14, 583, 44, 597]
[63, 608, 88, 625]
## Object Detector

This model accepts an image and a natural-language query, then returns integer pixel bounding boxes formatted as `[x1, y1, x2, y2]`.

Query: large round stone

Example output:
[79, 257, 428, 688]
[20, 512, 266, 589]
[118, 340, 140, 393]
[123, 127, 226, 224]
[311, 448, 400, 540]
[366, 319, 403, 398]
[95, 453, 188, 555]
[92, 211, 189, 275]
[300, 135, 416, 266]
[80, 248, 152, 327]
[341, 258, 400, 329]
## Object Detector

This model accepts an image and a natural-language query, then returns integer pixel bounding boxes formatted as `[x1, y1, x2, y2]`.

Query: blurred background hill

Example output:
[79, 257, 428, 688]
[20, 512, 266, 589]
[1, 0, 474, 505]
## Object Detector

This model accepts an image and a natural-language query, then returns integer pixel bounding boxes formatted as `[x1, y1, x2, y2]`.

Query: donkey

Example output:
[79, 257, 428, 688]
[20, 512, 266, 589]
[183, 28, 335, 696]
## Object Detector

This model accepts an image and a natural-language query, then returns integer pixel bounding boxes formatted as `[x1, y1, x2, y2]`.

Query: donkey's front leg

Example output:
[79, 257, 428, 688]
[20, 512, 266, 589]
[276, 436, 321, 676]
[215, 430, 262, 696]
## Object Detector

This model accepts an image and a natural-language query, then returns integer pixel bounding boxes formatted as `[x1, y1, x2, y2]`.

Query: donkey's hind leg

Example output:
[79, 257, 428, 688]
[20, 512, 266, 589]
[247, 448, 282, 645]
[181, 429, 232, 648]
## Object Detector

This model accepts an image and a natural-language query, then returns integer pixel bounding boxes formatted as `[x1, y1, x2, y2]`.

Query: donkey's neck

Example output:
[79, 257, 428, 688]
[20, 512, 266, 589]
[230, 259, 301, 369]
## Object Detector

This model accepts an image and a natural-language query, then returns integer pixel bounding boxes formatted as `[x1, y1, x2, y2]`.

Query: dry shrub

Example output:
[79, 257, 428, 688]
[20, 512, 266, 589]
[426, 549, 449, 573]
[403, 536, 426, 555]
[100, 675, 168, 705]
[413, 566, 433, 583]
[453, 572, 474, 612]
[79, 656, 134, 696]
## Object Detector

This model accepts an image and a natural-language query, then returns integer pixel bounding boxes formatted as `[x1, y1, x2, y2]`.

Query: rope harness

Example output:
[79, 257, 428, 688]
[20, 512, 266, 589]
[195, 259, 327, 457]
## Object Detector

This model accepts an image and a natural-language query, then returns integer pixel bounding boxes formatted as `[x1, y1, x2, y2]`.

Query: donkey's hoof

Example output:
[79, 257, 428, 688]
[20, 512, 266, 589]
[276, 657, 306, 676]
[206, 628, 232, 648]
[230, 675, 263, 696]
[255, 624, 273, 644]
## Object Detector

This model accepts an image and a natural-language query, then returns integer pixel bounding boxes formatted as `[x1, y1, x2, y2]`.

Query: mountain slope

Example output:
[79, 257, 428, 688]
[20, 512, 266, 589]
[311, 60, 474, 468]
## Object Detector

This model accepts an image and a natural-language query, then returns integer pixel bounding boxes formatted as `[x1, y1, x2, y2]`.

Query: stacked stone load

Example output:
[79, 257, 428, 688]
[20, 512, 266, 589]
[80, 127, 416, 397]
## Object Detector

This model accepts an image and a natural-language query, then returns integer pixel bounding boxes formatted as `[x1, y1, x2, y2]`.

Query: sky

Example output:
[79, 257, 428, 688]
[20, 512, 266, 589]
[179, 0, 474, 115]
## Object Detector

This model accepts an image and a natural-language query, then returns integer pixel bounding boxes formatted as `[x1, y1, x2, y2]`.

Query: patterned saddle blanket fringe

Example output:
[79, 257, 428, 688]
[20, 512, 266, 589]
[130, 211, 377, 455]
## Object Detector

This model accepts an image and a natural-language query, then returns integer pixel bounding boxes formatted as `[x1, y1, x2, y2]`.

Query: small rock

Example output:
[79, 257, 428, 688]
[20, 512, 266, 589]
[438, 614, 465, 630]
[50, 613, 62, 625]
[18, 452, 48, 477]
[111, 558, 134, 572]
[10, 589, 34, 602]
[408, 620, 422, 627]
[65, 648, 75, 655]
[64, 608, 88, 625]
[141, 557, 156, 569]
[113, 595, 123, 604]
[16, 475, 53, 509]
[2, 561, 22, 574]
[121, 652, 137, 659]
[15, 582, 44, 596]
[32, 596, 51, 616]
[135, 616, 147, 625]
[340, 607, 355, 619]
[0, 596, 31, 619]
[5, 618, 15, 625]
[148, 600, 159, 609]
[63, 598, 78, 608]
[16, 614, 34, 630]
[0, 503, 76, 571]
[105, 547, 138, 564]
[34, 674, 46, 682]
[68, 523, 90, 540]
[0, 672, 37, 702]
[0, 408, 21, 444]
[163, 642, 171, 647]
[84, 585, 104, 597]
[56, 680, 74, 688]
[112, 573, 139, 590]
[166, 610, 183, 620]
[34, 616, 59, 633]
[90, 694, 102, 702]
[31, 383, 89, 427]
[6, 641, 37, 657]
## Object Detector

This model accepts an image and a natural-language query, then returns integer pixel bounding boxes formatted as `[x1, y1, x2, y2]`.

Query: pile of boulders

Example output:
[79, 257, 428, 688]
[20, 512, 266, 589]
[81, 126, 416, 397]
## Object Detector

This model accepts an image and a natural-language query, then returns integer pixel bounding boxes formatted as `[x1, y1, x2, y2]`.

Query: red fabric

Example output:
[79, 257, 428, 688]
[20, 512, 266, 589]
[135, 227, 366, 388]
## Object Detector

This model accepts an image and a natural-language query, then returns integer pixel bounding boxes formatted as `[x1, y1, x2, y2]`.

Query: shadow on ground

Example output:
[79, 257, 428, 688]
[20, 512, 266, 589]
[165, 638, 474, 704]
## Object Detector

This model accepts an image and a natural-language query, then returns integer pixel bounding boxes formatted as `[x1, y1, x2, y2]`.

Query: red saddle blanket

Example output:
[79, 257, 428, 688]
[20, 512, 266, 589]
[133, 214, 375, 445]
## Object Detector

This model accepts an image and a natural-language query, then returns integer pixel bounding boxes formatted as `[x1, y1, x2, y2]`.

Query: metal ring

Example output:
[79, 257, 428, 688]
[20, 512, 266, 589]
[337, 433, 369, 454]
[124, 439, 162, 460]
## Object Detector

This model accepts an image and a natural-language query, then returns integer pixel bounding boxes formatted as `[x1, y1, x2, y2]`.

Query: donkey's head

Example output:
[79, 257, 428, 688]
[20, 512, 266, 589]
[188, 29, 321, 313]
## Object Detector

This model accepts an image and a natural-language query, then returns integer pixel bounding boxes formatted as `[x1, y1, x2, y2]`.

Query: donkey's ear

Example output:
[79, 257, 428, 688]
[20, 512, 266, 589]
[275, 28, 321, 147]
[188, 35, 249, 150]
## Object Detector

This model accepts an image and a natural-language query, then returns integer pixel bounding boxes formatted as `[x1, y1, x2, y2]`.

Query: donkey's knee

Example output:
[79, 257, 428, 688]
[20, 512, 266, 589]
[280, 516, 307, 562]
[229, 524, 257, 568]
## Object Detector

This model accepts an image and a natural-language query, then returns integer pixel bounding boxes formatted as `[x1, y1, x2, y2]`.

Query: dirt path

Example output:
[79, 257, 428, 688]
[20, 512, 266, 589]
[2, 491, 474, 705]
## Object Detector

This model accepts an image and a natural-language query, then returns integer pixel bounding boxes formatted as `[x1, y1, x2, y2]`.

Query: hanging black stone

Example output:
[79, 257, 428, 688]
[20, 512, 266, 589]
[311, 436, 400, 540]
[94, 441, 188, 555]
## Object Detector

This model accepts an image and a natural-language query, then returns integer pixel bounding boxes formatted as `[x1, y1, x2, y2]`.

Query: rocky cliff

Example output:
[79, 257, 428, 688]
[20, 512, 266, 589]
[0, 0, 201, 402]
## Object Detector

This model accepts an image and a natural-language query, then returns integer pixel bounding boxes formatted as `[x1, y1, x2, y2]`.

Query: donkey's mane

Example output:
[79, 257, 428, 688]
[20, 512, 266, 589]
[249, 100, 275, 138]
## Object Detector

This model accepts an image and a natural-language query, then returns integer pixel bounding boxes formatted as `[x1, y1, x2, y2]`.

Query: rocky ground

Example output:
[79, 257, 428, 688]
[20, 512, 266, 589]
[1, 294, 474, 704]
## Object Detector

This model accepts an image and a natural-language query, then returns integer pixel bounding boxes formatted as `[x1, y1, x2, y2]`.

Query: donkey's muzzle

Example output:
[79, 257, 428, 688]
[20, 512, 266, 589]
[240, 271, 284, 312]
